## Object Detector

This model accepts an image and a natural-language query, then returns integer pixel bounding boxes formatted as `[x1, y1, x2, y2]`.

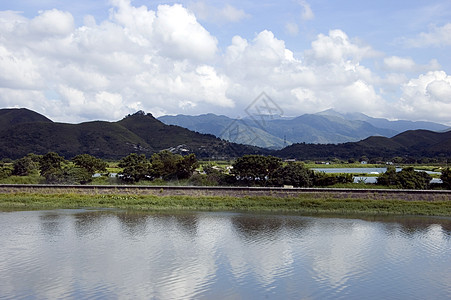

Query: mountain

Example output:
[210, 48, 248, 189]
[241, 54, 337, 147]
[0, 108, 52, 131]
[158, 114, 286, 149]
[262, 114, 396, 144]
[0, 109, 267, 159]
[276, 130, 451, 160]
[317, 109, 449, 133]
[159, 110, 449, 149]
[159, 113, 398, 148]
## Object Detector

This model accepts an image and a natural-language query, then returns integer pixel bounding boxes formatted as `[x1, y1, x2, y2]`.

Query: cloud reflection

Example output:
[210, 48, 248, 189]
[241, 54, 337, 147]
[0, 210, 449, 299]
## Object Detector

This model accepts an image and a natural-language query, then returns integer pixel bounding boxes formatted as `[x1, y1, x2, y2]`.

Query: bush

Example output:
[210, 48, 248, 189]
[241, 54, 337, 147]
[440, 168, 451, 189]
[377, 167, 432, 189]
[269, 163, 314, 187]
[313, 172, 353, 186]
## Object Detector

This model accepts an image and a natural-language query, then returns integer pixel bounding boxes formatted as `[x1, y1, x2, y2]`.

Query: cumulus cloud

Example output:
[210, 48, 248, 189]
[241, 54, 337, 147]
[0, 1, 228, 122]
[402, 23, 451, 48]
[396, 71, 451, 123]
[305, 30, 379, 65]
[0, 1, 450, 125]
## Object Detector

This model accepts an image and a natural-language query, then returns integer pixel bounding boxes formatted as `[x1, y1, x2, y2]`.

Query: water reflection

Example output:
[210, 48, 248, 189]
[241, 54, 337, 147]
[0, 210, 450, 299]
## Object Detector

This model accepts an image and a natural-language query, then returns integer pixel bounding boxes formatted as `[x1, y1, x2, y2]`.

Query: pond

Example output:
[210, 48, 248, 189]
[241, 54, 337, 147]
[0, 209, 450, 299]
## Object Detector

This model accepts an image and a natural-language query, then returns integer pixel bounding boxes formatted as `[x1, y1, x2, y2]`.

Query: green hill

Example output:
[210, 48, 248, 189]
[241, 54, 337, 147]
[0, 109, 266, 159]
[276, 130, 451, 160]
[0, 108, 52, 132]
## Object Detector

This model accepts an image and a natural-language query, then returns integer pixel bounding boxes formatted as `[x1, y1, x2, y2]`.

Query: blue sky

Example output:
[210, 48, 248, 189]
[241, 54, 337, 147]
[1, 0, 451, 125]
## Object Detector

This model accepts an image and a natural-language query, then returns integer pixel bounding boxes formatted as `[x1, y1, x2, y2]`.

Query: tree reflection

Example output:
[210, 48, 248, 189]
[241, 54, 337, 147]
[116, 212, 149, 237]
[74, 211, 110, 237]
[39, 213, 62, 236]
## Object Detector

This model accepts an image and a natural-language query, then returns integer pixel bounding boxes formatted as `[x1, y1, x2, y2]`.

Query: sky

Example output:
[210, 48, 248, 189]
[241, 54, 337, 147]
[1, 0, 451, 125]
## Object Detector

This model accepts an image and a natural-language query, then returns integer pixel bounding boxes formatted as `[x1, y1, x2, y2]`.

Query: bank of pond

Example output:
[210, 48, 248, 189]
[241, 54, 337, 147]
[0, 189, 449, 217]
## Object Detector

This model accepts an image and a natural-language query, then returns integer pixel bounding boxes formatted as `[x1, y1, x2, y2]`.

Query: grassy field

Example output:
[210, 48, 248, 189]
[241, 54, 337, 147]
[0, 192, 449, 216]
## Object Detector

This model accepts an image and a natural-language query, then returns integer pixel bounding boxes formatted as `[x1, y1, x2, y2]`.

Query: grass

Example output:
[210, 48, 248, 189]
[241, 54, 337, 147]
[0, 192, 449, 216]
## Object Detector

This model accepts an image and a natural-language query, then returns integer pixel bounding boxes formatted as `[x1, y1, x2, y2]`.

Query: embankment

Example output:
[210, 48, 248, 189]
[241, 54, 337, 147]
[0, 185, 450, 216]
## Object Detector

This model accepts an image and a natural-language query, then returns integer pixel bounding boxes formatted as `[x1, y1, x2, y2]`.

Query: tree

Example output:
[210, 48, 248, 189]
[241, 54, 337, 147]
[269, 162, 314, 187]
[118, 153, 151, 183]
[150, 150, 182, 180]
[150, 151, 199, 180]
[39, 152, 65, 183]
[440, 168, 451, 189]
[72, 154, 107, 176]
[62, 167, 92, 185]
[12, 154, 40, 176]
[378, 166, 432, 189]
[232, 155, 282, 186]
[313, 172, 353, 186]
[377, 165, 397, 186]
[176, 153, 199, 179]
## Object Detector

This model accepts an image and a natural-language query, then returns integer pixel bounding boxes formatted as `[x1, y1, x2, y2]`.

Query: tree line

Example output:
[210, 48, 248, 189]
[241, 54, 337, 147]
[1, 152, 450, 190]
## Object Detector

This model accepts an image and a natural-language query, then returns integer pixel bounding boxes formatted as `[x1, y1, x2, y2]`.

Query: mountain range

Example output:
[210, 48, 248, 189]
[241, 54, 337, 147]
[0, 108, 266, 160]
[159, 109, 449, 149]
[1, 108, 450, 161]
[275, 129, 451, 160]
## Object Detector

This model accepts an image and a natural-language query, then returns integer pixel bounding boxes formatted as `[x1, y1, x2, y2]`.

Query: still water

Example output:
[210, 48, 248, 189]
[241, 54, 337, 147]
[0, 209, 450, 299]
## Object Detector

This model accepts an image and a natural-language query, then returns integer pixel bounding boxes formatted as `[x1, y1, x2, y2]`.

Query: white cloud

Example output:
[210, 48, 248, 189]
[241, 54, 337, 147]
[383, 56, 441, 73]
[396, 71, 451, 123]
[30, 9, 74, 36]
[305, 30, 379, 65]
[383, 56, 417, 72]
[0, 2, 225, 122]
[0, 1, 450, 126]
[402, 23, 451, 48]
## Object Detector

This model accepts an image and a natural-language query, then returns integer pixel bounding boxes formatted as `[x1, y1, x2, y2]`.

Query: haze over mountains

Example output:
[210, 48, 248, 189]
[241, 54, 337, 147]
[159, 109, 449, 149]
[1, 108, 450, 161]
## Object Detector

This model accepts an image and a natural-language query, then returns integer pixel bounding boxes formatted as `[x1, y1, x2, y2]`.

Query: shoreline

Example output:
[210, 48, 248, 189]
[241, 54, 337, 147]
[0, 185, 450, 216]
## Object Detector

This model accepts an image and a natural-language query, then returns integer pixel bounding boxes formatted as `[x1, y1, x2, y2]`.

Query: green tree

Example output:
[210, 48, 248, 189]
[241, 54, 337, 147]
[150, 151, 199, 180]
[150, 150, 182, 180]
[39, 152, 65, 183]
[0, 165, 12, 179]
[441, 168, 451, 189]
[378, 167, 432, 189]
[12, 154, 40, 176]
[377, 165, 397, 186]
[313, 172, 353, 186]
[269, 162, 314, 187]
[232, 155, 282, 186]
[118, 153, 151, 183]
[72, 154, 107, 176]
[176, 153, 199, 179]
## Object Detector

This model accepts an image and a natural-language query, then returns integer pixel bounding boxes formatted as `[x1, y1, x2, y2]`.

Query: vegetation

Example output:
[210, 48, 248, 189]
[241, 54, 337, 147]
[0, 192, 449, 216]
[377, 166, 432, 189]
[441, 168, 451, 189]
[118, 151, 200, 183]
[1, 152, 450, 190]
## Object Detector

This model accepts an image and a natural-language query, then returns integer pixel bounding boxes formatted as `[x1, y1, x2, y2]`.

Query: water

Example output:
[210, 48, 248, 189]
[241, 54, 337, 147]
[0, 210, 450, 299]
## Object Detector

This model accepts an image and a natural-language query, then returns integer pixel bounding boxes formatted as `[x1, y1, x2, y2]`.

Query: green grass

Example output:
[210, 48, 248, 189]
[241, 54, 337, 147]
[0, 174, 42, 184]
[0, 193, 449, 216]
